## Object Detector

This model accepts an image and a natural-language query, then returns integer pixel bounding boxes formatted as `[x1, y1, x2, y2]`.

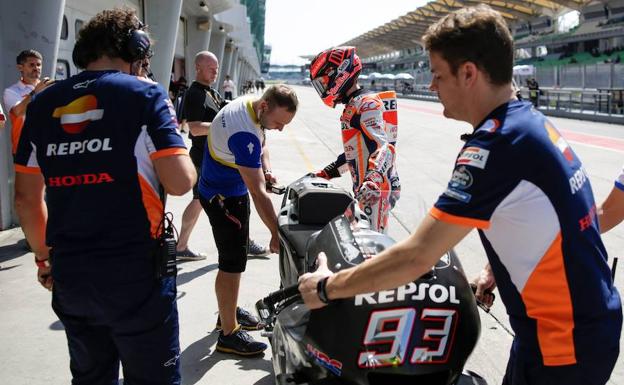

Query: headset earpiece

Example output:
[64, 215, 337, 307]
[126, 27, 152, 63]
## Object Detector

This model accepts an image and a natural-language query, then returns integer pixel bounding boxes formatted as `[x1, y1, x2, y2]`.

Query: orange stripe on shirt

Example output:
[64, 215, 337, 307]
[14, 164, 41, 174]
[357, 135, 365, 184]
[149, 147, 188, 161]
[521, 232, 576, 366]
[9, 112, 25, 155]
[137, 174, 164, 238]
[429, 207, 490, 229]
[377, 91, 396, 99]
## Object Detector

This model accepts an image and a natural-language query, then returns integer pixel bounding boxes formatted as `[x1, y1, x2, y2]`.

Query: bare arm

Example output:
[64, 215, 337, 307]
[14, 172, 48, 259]
[299, 215, 473, 309]
[598, 186, 624, 233]
[153, 154, 197, 196]
[187, 121, 210, 137]
[261, 144, 272, 172]
[10, 78, 54, 117]
[261, 143, 277, 184]
[10, 95, 31, 117]
[239, 165, 279, 251]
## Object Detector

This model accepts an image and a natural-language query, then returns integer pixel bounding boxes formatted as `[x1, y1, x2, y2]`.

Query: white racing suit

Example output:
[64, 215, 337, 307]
[320, 89, 400, 232]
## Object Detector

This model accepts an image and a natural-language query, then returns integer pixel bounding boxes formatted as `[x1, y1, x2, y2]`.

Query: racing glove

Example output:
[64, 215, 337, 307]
[315, 161, 341, 180]
[356, 171, 383, 206]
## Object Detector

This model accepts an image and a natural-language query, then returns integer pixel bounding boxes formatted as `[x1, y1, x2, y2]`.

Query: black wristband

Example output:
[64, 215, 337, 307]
[317, 277, 331, 304]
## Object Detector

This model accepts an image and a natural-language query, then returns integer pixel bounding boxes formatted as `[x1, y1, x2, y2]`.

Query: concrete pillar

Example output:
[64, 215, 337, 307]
[218, 44, 234, 93]
[185, 16, 212, 83]
[229, 47, 239, 96]
[240, 62, 248, 91]
[209, 25, 227, 87]
[0, 0, 65, 229]
[234, 58, 243, 88]
[144, 0, 183, 92]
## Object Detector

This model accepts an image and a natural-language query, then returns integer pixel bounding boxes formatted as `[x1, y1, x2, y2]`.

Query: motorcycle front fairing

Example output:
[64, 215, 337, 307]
[272, 214, 481, 385]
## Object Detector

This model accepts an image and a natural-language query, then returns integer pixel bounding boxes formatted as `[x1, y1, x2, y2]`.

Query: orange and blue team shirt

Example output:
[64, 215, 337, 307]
[431, 100, 621, 366]
[13, 70, 187, 252]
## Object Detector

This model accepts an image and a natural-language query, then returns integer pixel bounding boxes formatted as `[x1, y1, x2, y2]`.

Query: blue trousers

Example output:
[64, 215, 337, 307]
[502, 340, 618, 385]
[52, 260, 180, 385]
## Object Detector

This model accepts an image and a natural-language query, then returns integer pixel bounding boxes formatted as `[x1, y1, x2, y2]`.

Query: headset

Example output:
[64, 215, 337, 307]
[72, 20, 153, 69]
[124, 21, 153, 63]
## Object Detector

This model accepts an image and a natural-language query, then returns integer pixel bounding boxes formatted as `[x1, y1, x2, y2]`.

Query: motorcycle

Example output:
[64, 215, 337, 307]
[258, 174, 487, 385]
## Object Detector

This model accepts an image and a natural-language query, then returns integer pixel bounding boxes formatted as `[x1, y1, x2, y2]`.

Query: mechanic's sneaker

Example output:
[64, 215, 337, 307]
[216, 307, 265, 331]
[176, 248, 207, 261]
[216, 326, 267, 356]
[248, 239, 269, 257]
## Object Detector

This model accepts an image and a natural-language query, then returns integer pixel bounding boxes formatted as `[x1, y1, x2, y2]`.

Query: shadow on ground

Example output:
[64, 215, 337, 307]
[177, 263, 218, 287]
[0, 239, 30, 264]
[180, 331, 272, 385]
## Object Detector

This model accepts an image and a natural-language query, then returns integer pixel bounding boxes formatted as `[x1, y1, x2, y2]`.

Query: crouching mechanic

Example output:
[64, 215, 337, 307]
[14, 9, 195, 384]
[199, 84, 298, 355]
[310, 46, 400, 232]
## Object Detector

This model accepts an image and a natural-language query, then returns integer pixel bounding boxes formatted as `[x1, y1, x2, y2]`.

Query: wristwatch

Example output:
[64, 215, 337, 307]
[29, 89, 36, 97]
[316, 277, 332, 304]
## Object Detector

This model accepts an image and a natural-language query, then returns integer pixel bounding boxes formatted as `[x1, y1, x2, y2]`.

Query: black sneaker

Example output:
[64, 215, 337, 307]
[248, 239, 269, 257]
[216, 326, 267, 356]
[216, 307, 265, 331]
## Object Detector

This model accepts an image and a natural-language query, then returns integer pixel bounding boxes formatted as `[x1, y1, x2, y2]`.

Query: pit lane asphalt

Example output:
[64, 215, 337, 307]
[0, 85, 622, 384]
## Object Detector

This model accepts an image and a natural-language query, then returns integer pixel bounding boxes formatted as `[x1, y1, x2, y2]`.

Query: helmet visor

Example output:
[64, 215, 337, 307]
[312, 76, 329, 97]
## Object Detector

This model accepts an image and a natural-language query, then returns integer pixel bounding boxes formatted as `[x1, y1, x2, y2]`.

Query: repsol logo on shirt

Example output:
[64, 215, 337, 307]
[46, 138, 112, 156]
[48, 172, 114, 187]
[569, 167, 588, 195]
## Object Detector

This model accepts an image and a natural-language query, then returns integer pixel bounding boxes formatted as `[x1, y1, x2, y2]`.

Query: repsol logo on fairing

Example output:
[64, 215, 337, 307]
[48, 173, 114, 187]
[355, 282, 460, 306]
[46, 138, 112, 156]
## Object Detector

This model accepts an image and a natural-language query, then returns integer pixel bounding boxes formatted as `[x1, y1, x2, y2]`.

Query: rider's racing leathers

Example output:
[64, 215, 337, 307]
[320, 89, 400, 232]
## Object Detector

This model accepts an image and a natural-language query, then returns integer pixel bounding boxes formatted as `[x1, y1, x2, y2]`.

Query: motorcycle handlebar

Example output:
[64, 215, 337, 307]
[264, 284, 301, 306]
[267, 181, 286, 195]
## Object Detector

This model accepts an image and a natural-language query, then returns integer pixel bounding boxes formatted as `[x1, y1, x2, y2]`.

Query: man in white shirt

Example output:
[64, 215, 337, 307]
[3, 49, 53, 153]
[222, 74, 235, 100]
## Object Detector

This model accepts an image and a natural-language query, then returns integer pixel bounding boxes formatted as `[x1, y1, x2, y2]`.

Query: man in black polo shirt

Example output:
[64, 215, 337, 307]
[177, 51, 269, 260]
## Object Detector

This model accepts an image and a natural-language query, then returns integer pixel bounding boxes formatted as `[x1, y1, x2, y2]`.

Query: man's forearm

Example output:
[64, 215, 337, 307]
[326, 238, 433, 300]
[324, 215, 472, 301]
[261, 146, 272, 172]
[598, 186, 624, 233]
[249, 191, 278, 235]
[15, 197, 48, 258]
[10, 97, 30, 117]
[188, 121, 210, 137]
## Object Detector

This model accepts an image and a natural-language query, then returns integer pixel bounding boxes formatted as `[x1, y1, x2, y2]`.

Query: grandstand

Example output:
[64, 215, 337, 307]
[337, 0, 624, 90]
[322, 0, 624, 123]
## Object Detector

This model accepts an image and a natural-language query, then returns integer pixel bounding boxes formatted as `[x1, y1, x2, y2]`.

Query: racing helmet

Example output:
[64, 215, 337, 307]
[309, 46, 362, 108]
